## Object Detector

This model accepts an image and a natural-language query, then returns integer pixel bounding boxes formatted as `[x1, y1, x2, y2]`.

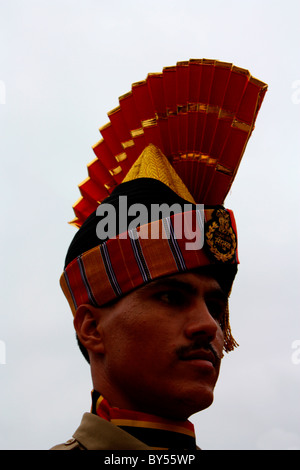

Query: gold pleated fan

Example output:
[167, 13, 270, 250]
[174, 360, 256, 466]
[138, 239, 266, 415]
[71, 59, 267, 228]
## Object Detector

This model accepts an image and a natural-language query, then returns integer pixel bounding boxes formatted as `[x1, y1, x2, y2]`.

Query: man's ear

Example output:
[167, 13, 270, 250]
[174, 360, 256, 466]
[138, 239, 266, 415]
[73, 304, 105, 355]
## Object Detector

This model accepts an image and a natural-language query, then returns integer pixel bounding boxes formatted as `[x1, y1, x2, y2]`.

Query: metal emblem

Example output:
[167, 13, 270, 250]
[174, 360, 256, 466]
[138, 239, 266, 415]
[205, 208, 237, 263]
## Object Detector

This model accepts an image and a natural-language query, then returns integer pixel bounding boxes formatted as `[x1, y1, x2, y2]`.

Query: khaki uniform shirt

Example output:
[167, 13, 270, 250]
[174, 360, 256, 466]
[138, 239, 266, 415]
[51, 412, 151, 450]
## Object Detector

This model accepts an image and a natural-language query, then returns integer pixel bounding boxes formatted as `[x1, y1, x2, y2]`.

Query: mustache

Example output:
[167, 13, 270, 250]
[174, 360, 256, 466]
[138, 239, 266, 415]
[176, 340, 224, 363]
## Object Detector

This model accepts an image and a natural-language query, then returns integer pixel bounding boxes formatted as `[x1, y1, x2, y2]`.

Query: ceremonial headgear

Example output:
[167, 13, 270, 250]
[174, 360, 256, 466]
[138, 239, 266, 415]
[60, 59, 267, 352]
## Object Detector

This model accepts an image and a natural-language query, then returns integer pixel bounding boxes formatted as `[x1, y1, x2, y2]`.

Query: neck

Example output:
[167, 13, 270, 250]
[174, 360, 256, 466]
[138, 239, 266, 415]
[91, 390, 197, 450]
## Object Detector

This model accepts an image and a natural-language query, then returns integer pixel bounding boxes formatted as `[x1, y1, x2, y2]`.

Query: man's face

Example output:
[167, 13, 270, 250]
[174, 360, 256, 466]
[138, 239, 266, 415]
[97, 271, 227, 420]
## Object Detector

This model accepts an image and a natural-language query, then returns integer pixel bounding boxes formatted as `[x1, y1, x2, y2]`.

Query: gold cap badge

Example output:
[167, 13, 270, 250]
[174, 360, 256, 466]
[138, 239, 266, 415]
[205, 208, 237, 263]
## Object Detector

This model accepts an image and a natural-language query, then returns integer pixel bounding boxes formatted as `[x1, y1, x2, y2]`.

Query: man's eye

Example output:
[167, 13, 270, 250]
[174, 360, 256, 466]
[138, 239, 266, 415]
[156, 291, 185, 306]
[206, 300, 226, 321]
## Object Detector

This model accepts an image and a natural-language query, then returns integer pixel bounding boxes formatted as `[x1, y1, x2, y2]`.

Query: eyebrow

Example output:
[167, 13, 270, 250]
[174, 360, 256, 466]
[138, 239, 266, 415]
[140, 278, 198, 295]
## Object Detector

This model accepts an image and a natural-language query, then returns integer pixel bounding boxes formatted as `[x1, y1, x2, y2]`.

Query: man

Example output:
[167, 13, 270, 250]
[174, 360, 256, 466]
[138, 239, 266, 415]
[51, 59, 267, 450]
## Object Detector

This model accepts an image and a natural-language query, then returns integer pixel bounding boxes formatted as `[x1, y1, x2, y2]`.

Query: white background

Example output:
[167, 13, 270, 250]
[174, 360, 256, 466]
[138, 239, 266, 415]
[0, 0, 299, 450]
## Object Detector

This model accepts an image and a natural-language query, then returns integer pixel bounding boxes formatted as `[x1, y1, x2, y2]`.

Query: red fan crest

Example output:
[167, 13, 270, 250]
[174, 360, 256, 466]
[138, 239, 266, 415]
[71, 59, 267, 228]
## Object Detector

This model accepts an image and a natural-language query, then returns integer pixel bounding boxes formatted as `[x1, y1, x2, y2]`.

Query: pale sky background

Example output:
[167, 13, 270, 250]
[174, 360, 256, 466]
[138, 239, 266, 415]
[0, 0, 299, 450]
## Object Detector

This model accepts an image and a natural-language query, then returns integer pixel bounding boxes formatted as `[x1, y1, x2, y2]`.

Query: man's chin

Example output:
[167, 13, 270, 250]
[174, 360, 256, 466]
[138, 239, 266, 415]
[157, 389, 215, 421]
[183, 376, 219, 412]
[182, 393, 215, 418]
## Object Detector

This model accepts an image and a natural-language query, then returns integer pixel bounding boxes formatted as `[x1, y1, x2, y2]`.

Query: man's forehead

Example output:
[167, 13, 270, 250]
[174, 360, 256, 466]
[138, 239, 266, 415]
[101, 268, 230, 313]
[135, 271, 225, 297]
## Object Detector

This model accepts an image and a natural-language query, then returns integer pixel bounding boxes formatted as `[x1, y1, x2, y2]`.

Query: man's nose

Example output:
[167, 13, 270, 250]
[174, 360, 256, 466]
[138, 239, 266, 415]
[184, 300, 219, 342]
